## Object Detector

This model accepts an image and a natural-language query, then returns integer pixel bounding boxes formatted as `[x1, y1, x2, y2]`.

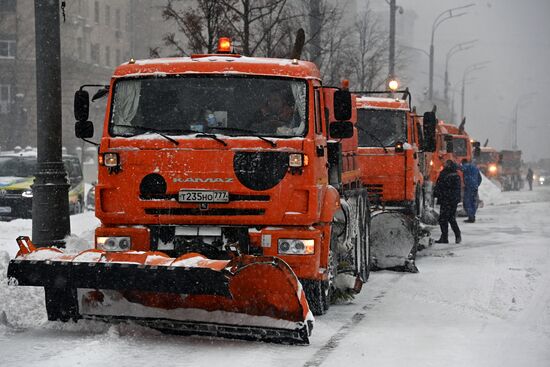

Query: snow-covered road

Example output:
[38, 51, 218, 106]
[1, 186, 549, 367]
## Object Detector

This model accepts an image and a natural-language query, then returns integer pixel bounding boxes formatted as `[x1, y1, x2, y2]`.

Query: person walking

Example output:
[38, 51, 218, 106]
[433, 160, 462, 244]
[526, 167, 534, 191]
[461, 159, 483, 223]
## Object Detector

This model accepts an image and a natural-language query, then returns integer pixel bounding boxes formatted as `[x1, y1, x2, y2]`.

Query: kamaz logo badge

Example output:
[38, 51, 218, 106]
[0, 189, 6, 197]
[173, 178, 233, 183]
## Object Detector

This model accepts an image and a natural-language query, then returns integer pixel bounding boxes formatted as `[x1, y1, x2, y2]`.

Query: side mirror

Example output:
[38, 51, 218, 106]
[74, 90, 90, 121]
[422, 111, 436, 152]
[333, 90, 352, 121]
[473, 141, 481, 158]
[329, 121, 354, 139]
[444, 135, 454, 153]
[75, 120, 94, 139]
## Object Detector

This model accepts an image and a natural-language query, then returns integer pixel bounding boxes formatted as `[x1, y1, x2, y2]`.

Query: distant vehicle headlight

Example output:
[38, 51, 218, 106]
[540, 176, 545, 183]
[21, 190, 33, 198]
[488, 164, 497, 173]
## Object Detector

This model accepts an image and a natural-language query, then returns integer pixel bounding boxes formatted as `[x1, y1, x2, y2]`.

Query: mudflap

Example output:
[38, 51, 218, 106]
[7, 237, 313, 345]
[369, 211, 419, 273]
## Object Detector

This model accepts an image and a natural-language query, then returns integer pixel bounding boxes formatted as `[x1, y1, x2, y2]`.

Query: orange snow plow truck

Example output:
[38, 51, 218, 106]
[354, 89, 432, 271]
[7, 38, 371, 345]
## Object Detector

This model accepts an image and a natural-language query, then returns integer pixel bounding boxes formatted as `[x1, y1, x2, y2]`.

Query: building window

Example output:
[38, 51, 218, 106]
[105, 5, 110, 26]
[0, 40, 16, 58]
[91, 43, 99, 64]
[0, 84, 11, 114]
[115, 9, 121, 30]
[105, 46, 110, 66]
[94, 1, 99, 24]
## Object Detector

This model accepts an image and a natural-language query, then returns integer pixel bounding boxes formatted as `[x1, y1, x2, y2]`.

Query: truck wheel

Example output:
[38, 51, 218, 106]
[358, 193, 371, 282]
[303, 279, 327, 316]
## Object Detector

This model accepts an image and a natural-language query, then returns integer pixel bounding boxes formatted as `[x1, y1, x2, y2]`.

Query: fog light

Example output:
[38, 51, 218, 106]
[278, 239, 315, 255]
[22, 190, 33, 198]
[103, 153, 119, 167]
[289, 153, 307, 167]
[97, 236, 131, 251]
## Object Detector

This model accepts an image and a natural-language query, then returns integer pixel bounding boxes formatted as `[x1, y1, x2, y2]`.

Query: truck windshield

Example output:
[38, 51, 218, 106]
[478, 151, 496, 164]
[453, 137, 468, 157]
[109, 76, 308, 138]
[356, 109, 407, 147]
[0, 157, 37, 177]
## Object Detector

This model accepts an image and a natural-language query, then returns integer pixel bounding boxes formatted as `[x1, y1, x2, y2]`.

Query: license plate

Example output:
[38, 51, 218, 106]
[178, 190, 229, 203]
[0, 206, 12, 214]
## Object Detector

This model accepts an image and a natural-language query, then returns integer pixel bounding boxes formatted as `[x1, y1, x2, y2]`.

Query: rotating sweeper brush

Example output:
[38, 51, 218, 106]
[7, 236, 313, 344]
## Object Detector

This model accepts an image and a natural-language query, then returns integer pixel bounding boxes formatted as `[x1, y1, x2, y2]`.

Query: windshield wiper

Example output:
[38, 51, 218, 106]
[119, 125, 181, 145]
[356, 125, 388, 153]
[207, 126, 277, 147]
[195, 132, 228, 146]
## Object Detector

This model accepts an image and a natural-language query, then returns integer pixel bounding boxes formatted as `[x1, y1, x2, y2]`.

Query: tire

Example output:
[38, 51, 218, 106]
[303, 279, 327, 316]
[358, 193, 371, 282]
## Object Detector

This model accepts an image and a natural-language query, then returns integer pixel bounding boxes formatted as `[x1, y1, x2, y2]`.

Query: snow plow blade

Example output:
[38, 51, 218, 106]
[370, 211, 418, 272]
[7, 236, 313, 345]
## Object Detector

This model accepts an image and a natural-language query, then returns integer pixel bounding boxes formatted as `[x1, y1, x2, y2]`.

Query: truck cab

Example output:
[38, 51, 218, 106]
[355, 93, 424, 215]
[75, 42, 369, 315]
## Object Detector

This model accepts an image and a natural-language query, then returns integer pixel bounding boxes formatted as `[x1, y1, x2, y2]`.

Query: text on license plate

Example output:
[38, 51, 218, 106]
[178, 190, 229, 203]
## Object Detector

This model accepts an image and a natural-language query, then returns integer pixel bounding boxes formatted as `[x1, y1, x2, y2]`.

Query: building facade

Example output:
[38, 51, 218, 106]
[0, 0, 167, 153]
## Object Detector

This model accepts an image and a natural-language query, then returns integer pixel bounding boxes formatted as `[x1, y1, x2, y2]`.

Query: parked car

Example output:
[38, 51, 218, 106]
[0, 150, 84, 220]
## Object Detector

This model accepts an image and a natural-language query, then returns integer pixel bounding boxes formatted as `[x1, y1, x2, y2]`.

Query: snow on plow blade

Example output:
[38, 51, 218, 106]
[7, 236, 313, 345]
[370, 211, 418, 272]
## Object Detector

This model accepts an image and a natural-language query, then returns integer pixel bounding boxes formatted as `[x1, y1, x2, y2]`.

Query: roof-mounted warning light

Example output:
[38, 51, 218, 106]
[218, 37, 232, 53]
[341, 79, 350, 91]
[388, 79, 399, 91]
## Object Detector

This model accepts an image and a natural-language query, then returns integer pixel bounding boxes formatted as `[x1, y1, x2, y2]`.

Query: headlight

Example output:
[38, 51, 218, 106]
[540, 177, 545, 183]
[488, 164, 497, 173]
[289, 153, 308, 167]
[96, 236, 131, 251]
[277, 239, 314, 255]
[21, 190, 33, 198]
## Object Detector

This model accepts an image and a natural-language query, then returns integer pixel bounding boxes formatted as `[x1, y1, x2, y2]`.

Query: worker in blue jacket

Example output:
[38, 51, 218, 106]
[461, 159, 482, 223]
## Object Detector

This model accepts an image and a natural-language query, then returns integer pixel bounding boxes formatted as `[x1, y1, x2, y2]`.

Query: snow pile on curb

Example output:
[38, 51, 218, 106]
[478, 173, 504, 206]
[0, 250, 47, 330]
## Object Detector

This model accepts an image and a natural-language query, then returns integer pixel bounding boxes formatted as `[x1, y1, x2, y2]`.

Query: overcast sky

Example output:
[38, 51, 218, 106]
[372, 0, 550, 162]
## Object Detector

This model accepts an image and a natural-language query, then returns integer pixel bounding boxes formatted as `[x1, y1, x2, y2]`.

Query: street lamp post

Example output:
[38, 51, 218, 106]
[428, 3, 475, 101]
[32, 0, 70, 246]
[444, 39, 477, 101]
[512, 93, 537, 150]
[388, 0, 403, 81]
[460, 61, 490, 120]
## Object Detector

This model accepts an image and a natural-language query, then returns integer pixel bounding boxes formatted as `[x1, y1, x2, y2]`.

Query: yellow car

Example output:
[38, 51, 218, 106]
[0, 151, 84, 220]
